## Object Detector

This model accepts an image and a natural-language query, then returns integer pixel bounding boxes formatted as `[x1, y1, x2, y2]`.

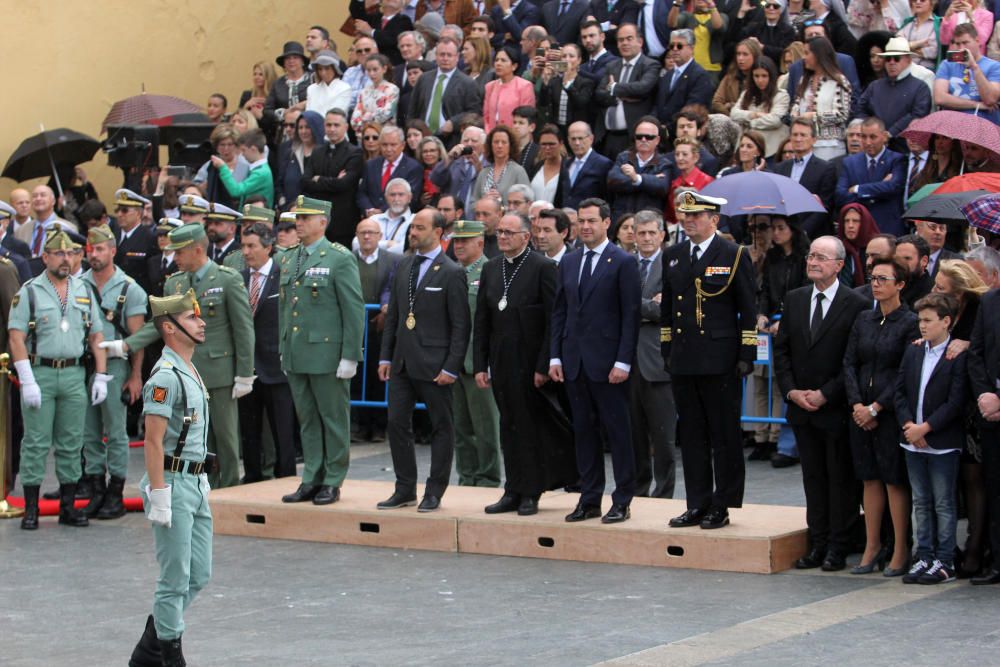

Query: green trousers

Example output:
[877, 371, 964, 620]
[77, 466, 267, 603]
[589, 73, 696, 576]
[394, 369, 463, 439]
[83, 358, 130, 478]
[286, 371, 350, 487]
[206, 386, 240, 489]
[19, 365, 86, 486]
[453, 373, 501, 487]
[140, 471, 212, 641]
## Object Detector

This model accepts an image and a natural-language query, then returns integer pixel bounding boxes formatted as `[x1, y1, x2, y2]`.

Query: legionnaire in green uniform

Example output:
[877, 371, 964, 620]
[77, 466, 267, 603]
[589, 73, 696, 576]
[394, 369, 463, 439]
[223, 204, 275, 272]
[177, 194, 209, 225]
[449, 220, 501, 487]
[8, 230, 110, 530]
[127, 290, 211, 667]
[102, 224, 255, 489]
[80, 224, 149, 519]
[278, 196, 365, 505]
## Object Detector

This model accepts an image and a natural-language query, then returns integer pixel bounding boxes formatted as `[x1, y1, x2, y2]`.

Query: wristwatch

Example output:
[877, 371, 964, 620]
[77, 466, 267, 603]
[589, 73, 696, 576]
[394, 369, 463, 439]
[868, 405, 878, 418]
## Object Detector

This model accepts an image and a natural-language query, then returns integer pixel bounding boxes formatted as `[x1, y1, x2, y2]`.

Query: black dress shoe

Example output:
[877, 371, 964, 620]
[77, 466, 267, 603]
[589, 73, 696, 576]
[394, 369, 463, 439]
[771, 453, 800, 468]
[377, 492, 418, 509]
[517, 496, 539, 516]
[700, 507, 730, 529]
[669, 508, 707, 528]
[565, 503, 601, 522]
[281, 484, 319, 503]
[971, 569, 1000, 585]
[822, 551, 847, 572]
[601, 504, 630, 524]
[796, 547, 826, 569]
[312, 486, 340, 505]
[485, 494, 520, 514]
[417, 495, 441, 512]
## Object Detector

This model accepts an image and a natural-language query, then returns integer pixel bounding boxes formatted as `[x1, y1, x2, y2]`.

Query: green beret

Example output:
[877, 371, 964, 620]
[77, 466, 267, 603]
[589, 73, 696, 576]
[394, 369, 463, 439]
[242, 204, 276, 224]
[150, 288, 200, 318]
[87, 224, 116, 246]
[451, 220, 485, 238]
[44, 229, 81, 252]
[165, 223, 207, 251]
[293, 195, 331, 219]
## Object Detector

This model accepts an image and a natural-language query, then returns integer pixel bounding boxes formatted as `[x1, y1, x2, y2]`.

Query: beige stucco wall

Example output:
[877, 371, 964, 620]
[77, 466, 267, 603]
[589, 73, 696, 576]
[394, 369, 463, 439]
[0, 0, 351, 203]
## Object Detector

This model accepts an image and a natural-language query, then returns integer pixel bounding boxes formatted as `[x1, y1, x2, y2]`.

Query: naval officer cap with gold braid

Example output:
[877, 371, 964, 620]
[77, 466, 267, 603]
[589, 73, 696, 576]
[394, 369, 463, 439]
[114, 188, 151, 208]
[676, 191, 727, 214]
[178, 194, 210, 214]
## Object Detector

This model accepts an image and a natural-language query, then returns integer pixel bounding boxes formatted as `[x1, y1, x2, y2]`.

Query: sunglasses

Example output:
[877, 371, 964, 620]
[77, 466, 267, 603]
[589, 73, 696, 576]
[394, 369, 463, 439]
[669, 43, 686, 50]
[283, 123, 296, 128]
[363, 135, 379, 141]
[634, 133, 658, 141]
[882, 55, 904, 62]
[803, 18, 824, 26]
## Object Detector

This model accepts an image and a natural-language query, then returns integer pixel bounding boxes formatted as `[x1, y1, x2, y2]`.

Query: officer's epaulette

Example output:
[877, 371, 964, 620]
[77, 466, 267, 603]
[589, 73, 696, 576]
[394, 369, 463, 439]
[160, 361, 174, 369]
[331, 242, 350, 254]
[166, 270, 182, 280]
[218, 265, 239, 276]
[124, 274, 136, 284]
[0, 256, 11, 265]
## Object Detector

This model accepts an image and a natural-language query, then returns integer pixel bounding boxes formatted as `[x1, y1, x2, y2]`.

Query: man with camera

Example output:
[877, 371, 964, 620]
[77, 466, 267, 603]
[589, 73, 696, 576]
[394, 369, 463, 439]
[934, 23, 1000, 124]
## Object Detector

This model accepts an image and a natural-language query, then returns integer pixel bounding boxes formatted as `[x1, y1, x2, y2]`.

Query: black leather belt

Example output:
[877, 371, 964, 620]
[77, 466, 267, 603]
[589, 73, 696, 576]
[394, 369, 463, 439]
[164, 456, 206, 475]
[30, 355, 84, 368]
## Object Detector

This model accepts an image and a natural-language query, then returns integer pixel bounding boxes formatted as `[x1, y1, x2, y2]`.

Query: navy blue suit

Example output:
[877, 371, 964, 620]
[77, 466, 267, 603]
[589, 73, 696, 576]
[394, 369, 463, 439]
[558, 151, 613, 210]
[542, 0, 592, 47]
[490, 1, 541, 53]
[895, 343, 968, 452]
[655, 61, 716, 128]
[578, 51, 618, 85]
[637, 0, 672, 57]
[356, 154, 424, 214]
[551, 241, 641, 508]
[835, 149, 907, 236]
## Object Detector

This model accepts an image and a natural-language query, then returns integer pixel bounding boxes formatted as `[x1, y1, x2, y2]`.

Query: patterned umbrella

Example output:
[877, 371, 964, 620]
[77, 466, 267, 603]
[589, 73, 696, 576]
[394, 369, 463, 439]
[101, 94, 203, 133]
[960, 193, 1000, 235]
[900, 110, 1000, 158]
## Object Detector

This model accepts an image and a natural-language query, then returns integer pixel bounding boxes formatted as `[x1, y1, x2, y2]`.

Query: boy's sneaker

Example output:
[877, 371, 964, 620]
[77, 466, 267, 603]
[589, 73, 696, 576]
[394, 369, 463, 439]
[918, 560, 957, 585]
[902, 559, 931, 584]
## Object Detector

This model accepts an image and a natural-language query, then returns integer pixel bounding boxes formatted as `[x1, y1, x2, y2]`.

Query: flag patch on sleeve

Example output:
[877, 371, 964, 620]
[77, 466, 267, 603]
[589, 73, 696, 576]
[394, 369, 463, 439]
[152, 386, 168, 403]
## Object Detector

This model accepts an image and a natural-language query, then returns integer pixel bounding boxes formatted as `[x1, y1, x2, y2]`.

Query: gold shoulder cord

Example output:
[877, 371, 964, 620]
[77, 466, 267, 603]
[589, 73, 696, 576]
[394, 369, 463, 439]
[693, 245, 743, 327]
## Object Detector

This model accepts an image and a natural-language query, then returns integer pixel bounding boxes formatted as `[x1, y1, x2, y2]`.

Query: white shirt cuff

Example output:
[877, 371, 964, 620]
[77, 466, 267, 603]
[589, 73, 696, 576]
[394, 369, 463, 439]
[550, 358, 562, 367]
[614, 362, 631, 373]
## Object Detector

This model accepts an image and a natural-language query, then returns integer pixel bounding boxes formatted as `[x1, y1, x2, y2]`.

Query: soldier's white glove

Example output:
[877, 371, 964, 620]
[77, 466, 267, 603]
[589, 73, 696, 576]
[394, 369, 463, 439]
[145, 485, 172, 528]
[91, 373, 114, 406]
[232, 376, 256, 399]
[336, 359, 358, 380]
[14, 360, 41, 409]
[98, 340, 128, 359]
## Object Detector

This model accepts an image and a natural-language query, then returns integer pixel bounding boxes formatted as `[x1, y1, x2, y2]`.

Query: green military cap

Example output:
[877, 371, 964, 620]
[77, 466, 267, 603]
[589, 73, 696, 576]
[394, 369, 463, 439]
[44, 229, 82, 252]
[87, 223, 116, 246]
[114, 188, 151, 208]
[150, 288, 201, 318]
[242, 204, 275, 224]
[165, 223, 207, 251]
[293, 195, 331, 218]
[178, 194, 210, 214]
[451, 219, 485, 238]
[676, 191, 727, 214]
[205, 202, 242, 222]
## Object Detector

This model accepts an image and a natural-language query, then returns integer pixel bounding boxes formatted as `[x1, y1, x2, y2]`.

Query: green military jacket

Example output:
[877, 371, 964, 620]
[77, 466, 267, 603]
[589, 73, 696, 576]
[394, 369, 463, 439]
[9, 274, 103, 359]
[462, 255, 486, 375]
[277, 237, 365, 375]
[223, 250, 245, 272]
[80, 266, 148, 342]
[142, 346, 209, 462]
[126, 260, 254, 389]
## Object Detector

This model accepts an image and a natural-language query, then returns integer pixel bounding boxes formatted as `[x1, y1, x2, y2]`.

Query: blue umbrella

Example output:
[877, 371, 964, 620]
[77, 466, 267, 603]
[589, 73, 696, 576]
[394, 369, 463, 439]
[699, 171, 827, 217]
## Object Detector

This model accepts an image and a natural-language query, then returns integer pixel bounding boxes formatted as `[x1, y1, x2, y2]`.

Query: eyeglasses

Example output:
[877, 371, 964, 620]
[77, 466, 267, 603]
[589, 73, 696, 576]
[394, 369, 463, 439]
[47, 251, 73, 259]
[669, 43, 687, 50]
[634, 133, 658, 141]
[283, 123, 296, 128]
[806, 253, 839, 262]
[870, 274, 898, 284]
[882, 55, 904, 62]
[763, 3, 782, 8]
[496, 229, 527, 237]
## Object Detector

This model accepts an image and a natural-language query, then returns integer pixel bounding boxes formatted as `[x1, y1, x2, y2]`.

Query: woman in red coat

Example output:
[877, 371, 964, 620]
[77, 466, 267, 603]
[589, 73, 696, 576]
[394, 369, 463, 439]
[666, 137, 715, 224]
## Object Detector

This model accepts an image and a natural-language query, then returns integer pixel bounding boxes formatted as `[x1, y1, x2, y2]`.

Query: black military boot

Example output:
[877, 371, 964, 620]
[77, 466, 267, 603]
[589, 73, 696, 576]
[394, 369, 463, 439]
[75, 474, 93, 500]
[158, 636, 186, 666]
[97, 476, 127, 519]
[84, 474, 107, 519]
[20, 485, 39, 530]
[57, 484, 88, 527]
[128, 614, 162, 667]
[42, 488, 60, 500]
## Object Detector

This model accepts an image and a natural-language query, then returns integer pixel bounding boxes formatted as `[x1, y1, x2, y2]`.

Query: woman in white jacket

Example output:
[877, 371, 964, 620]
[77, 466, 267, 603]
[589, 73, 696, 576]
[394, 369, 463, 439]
[791, 37, 852, 160]
[730, 57, 790, 159]
[305, 50, 352, 116]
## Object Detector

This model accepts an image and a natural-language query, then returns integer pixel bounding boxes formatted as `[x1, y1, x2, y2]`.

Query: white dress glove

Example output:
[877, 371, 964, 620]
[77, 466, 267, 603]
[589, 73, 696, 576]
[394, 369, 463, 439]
[336, 359, 358, 379]
[232, 376, 256, 399]
[91, 373, 114, 406]
[98, 340, 128, 359]
[145, 485, 172, 528]
[14, 360, 41, 409]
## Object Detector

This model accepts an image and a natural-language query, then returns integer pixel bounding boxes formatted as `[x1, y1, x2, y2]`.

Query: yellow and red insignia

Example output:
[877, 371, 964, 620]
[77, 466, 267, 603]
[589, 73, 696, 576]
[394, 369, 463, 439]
[152, 386, 168, 403]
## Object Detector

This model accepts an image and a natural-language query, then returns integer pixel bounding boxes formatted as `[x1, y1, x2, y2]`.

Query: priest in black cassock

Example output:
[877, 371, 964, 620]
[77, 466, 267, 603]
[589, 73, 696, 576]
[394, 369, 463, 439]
[473, 211, 576, 516]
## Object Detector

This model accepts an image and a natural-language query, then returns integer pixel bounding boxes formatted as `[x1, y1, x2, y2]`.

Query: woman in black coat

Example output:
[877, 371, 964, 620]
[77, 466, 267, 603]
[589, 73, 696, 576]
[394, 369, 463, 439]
[843, 256, 920, 576]
[757, 216, 809, 323]
[537, 44, 595, 138]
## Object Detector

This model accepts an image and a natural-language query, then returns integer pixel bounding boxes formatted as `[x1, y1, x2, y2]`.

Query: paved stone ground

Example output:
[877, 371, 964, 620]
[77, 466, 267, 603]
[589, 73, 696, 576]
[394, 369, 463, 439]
[3, 442, 999, 666]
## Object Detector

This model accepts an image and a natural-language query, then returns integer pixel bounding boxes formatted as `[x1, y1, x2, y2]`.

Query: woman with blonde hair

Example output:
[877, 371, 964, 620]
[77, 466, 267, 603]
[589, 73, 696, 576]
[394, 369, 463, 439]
[240, 61, 278, 110]
[462, 36, 495, 91]
[778, 41, 806, 90]
[229, 109, 259, 135]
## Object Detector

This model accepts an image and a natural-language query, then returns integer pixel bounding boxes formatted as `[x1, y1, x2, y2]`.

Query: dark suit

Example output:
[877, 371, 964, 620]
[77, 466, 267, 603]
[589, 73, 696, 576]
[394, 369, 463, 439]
[968, 289, 1000, 572]
[302, 139, 365, 247]
[632, 251, 676, 498]
[209, 239, 239, 265]
[354, 248, 401, 437]
[894, 342, 968, 451]
[146, 252, 177, 298]
[558, 150, 613, 210]
[655, 61, 716, 128]
[636, 0, 672, 57]
[587, 0, 640, 56]
[592, 55, 661, 155]
[578, 50, 617, 85]
[357, 154, 424, 214]
[380, 248, 470, 499]
[1, 232, 31, 261]
[349, 0, 414, 65]
[929, 248, 961, 279]
[406, 68, 483, 143]
[0, 246, 30, 284]
[490, 0, 541, 54]
[538, 75, 596, 130]
[541, 0, 591, 46]
[835, 149, 907, 237]
[239, 261, 296, 480]
[607, 150, 676, 221]
[774, 283, 869, 555]
[661, 236, 757, 511]
[115, 224, 158, 296]
[774, 154, 836, 238]
[551, 241, 641, 509]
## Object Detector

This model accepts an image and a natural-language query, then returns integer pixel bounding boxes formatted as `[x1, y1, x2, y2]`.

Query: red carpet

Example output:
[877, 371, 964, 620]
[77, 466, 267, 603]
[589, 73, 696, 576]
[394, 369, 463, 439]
[5, 495, 144, 515]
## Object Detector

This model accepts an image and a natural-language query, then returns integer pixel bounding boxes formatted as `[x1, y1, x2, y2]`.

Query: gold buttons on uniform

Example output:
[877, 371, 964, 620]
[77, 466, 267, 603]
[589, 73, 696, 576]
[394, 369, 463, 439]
[676, 312, 682, 317]
[677, 295, 683, 301]
[676, 328, 682, 334]
[293, 326, 299, 332]
[292, 311, 298, 317]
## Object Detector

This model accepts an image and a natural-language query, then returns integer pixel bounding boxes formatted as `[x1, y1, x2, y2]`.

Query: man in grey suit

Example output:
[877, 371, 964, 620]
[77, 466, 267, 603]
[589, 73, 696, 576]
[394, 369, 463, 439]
[377, 208, 471, 512]
[406, 37, 483, 147]
[631, 210, 676, 498]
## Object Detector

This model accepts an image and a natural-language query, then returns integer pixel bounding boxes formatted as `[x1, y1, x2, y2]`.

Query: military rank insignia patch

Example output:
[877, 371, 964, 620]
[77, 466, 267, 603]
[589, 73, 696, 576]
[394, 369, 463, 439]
[152, 386, 168, 403]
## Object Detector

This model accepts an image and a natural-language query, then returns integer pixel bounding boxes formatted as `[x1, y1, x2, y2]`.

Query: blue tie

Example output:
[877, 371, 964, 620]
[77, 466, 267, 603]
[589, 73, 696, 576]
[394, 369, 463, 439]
[579, 249, 597, 298]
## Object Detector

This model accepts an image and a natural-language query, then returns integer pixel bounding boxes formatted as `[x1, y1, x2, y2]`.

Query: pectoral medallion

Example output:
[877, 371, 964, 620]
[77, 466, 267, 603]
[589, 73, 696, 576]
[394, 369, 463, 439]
[406, 312, 416, 330]
[498, 297, 508, 311]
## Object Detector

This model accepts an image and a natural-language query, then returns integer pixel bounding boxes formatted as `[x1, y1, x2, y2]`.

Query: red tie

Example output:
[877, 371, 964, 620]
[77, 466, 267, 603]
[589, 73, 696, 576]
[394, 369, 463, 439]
[249, 271, 264, 314]
[381, 17, 389, 29]
[31, 226, 43, 256]
[381, 160, 393, 191]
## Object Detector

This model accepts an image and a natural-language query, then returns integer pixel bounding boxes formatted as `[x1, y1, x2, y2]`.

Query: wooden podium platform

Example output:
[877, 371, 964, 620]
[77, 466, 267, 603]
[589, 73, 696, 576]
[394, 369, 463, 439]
[211, 479, 808, 574]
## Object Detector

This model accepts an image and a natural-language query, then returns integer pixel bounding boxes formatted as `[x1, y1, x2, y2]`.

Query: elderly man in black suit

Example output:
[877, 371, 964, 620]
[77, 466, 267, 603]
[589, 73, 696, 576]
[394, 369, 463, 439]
[302, 108, 365, 247]
[112, 188, 158, 296]
[654, 29, 715, 128]
[593, 23, 662, 158]
[239, 223, 297, 481]
[407, 37, 483, 145]
[773, 119, 836, 238]
[559, 122, 614, 210]
[357, 125, 424, 218]
[378, 208, 471, 512]
[774, 235, 870, 572]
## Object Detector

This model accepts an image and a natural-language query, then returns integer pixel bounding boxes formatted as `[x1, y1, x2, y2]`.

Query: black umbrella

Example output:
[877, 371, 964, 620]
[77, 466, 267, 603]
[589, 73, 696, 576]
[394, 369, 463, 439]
[902, 190, 992, 225]
[2, 127, 101, 187]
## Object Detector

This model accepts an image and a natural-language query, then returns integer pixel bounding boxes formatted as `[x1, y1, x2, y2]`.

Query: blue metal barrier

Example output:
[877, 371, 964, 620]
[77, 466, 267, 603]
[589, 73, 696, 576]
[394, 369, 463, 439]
[352, 303, 424, 410]
[740, 330, 786, 425]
